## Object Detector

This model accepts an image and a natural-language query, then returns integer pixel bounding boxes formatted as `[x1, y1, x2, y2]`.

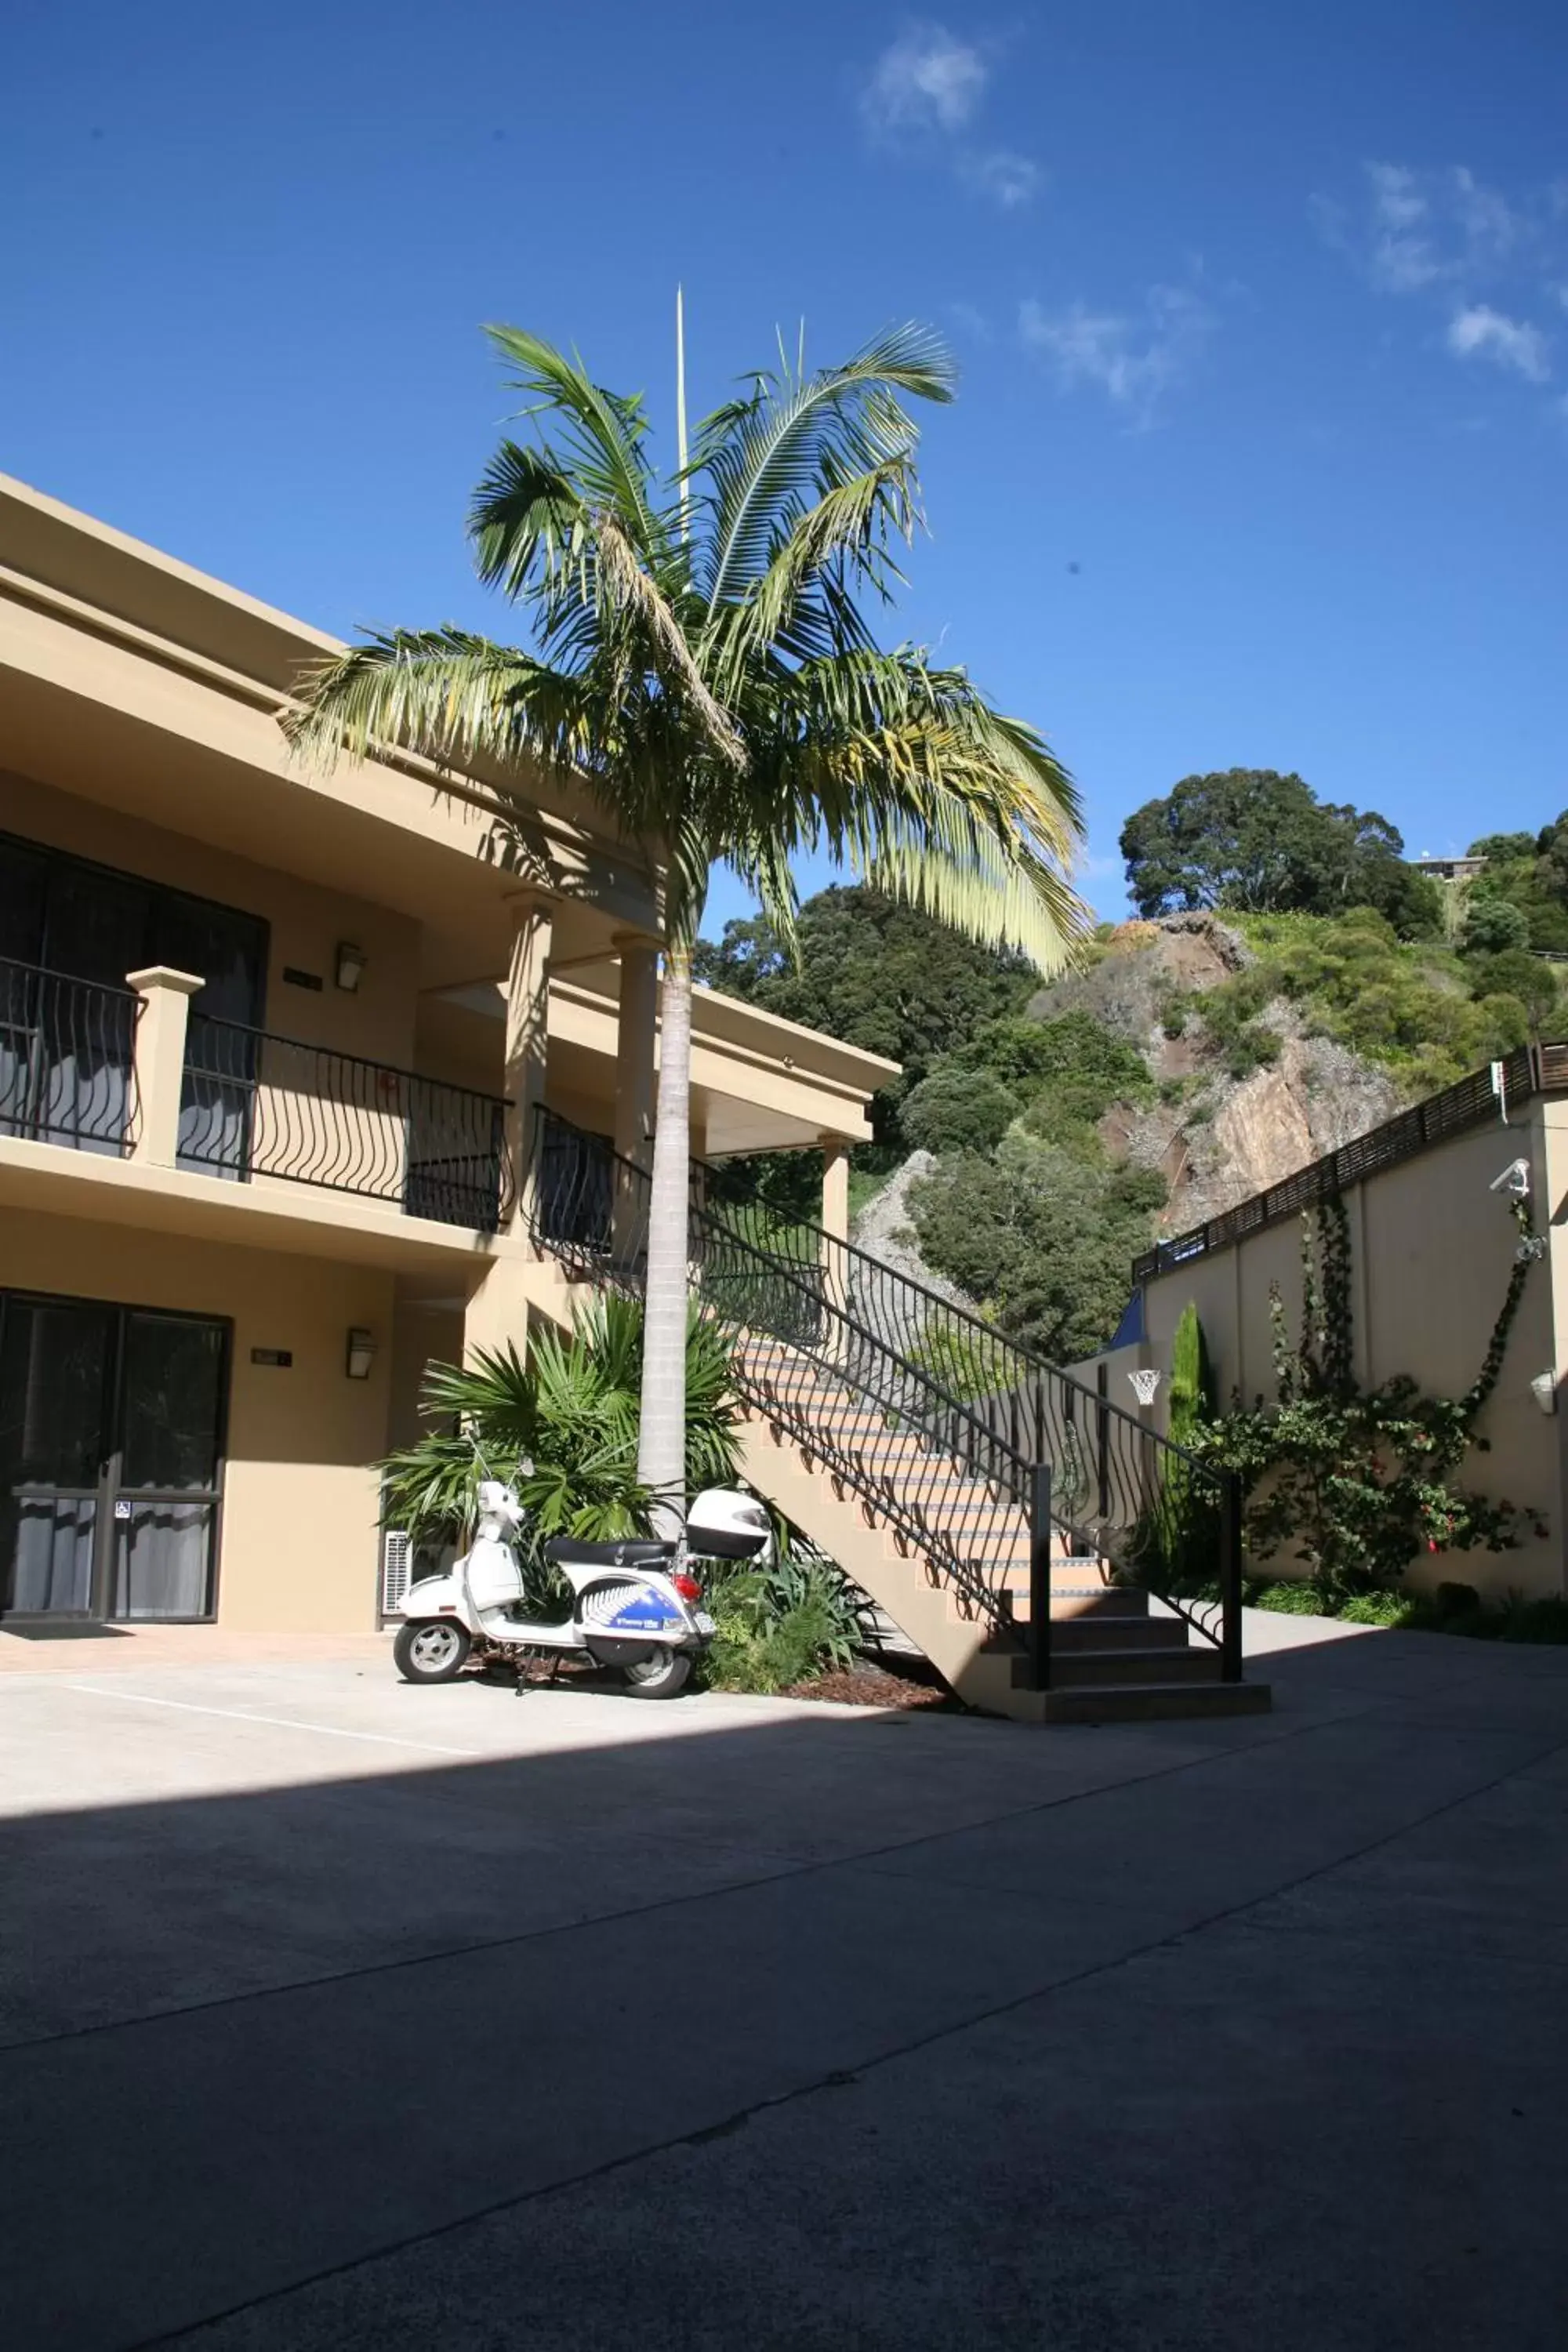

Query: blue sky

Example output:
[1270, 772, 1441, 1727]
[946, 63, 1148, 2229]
[3, 2, 1565, 932]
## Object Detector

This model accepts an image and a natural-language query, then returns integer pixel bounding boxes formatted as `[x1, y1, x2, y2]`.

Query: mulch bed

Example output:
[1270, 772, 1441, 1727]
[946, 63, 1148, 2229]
[779, 1661, 961, 1710]
[476, 1652, 961, 1710]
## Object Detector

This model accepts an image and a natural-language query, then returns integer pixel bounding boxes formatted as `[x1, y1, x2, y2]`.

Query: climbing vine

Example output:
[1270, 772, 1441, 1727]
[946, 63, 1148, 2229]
[1190, 1189, 1544, 1601]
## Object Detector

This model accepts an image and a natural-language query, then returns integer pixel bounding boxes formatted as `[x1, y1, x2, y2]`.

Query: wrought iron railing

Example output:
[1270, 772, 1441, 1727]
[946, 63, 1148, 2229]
[179, 1018, 512, 1230]
[529, 1109, 1246, 1685]
[0, 958, 139, 1155]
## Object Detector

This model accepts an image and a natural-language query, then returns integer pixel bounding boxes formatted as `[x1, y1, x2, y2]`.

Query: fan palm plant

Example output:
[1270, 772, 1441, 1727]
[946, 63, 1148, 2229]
[380, 1293, 742, 1570]
[285, 314, 1086, 1527]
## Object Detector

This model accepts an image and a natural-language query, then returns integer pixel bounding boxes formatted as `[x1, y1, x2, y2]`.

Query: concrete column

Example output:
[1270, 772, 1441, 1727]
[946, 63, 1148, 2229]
[820, 1133, 851, 1340]
[126, 967, 204, 1167]
[502, 892, 554, 1249]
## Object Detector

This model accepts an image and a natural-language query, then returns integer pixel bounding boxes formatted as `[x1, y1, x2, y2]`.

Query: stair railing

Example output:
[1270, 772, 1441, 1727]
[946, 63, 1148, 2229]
[529, 1110, 1245, 1686]
[706, 1188, 1245, 1674]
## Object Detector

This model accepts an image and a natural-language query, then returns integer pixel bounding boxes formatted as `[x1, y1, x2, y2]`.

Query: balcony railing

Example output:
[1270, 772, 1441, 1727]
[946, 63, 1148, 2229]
[0, 959, 512, 1232]
[178, 1017, 513, 1230]
[0, 958, 140, 1156]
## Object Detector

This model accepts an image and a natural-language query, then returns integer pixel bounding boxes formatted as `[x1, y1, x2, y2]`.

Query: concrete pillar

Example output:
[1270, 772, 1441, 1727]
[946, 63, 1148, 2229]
[126, 967, 204, 1167]
[820, 1133, 851, 1340]
[502, 892, 554, 1249]
[612, 935, 659, 1171]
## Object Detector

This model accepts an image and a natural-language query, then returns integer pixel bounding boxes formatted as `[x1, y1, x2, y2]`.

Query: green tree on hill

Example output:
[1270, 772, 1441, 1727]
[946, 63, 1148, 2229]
[1120, 768, 1442, 938]
[695, 886, 1037, 1141]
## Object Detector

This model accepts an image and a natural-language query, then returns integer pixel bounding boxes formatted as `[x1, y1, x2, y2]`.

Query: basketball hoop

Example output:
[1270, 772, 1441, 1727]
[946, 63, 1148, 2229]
[1127, 1367, 1162, 1408]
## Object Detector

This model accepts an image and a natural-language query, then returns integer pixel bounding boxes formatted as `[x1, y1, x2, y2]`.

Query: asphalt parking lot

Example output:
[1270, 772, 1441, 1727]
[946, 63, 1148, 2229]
[5, 1618, 1568, 2351]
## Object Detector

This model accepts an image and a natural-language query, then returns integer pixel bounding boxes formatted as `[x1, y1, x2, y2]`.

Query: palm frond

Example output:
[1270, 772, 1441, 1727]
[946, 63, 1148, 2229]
[484, 325, 666, 557]
[468, 440, 590, 605]
[281, 628, 593, 782]
[735, 646, 1088, 971]
[593, 511, 746, 769]
[695, 324, 956, 617]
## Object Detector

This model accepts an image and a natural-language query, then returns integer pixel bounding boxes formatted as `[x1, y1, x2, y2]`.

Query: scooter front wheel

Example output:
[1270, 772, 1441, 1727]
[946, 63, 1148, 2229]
[394, 1620, 472, 1684]
[621, 1647, 694, 1700]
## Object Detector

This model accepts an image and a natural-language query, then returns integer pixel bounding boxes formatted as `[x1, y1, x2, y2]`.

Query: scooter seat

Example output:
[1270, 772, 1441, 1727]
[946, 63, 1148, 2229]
[543, 1536, 679, 1569]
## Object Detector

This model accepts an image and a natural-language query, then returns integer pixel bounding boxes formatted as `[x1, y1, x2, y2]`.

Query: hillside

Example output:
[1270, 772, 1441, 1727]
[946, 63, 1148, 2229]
[696, 857, 1568, 1365]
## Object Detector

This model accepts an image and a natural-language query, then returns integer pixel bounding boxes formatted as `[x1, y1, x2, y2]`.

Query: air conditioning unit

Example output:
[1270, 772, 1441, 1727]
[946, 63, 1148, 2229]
[381, 1528, 412, 1619]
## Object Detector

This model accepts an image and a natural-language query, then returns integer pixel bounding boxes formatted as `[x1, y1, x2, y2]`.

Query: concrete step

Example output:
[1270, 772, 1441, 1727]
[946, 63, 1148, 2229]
[1047, 1614, 1188, 1652]
[1041, 1646, 1221, 1689]
[1043, 1588, 1151, 1621]
[1040, 1679, 1272, 1725]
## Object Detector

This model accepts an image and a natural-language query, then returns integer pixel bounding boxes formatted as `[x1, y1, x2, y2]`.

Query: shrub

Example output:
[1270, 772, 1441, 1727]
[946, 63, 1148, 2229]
[899, 1065, 1018, 1155]
[1223, 906, 1551, 1089]
[1465, 950, 1559, 1030]
[1254, 1581, 1326, 1614]
[700, 1541, 866, 1693]
[1461, 895, 1530, 956]
[1338, 1592, 1417, 1625]
[956, 1009, 1155, 1132]
[909, 1132, 1166, 1363]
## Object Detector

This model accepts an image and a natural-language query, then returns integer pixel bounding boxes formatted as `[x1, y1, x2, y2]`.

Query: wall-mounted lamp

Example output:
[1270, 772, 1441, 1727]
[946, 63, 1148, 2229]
[335, 942, 367, 993]
[345, 1327, 378, 1381]
[1531, 1370, 1558, 1416]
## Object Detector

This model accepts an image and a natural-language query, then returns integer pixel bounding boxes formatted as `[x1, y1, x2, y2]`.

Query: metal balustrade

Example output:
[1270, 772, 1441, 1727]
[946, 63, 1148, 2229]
[0, 958, 140, 1155]
[178, 1017, 513, 1229]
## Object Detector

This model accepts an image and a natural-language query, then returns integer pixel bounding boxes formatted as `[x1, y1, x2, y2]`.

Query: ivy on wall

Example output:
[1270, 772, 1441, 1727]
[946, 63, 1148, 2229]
[1191, 1189, 1545, 1601]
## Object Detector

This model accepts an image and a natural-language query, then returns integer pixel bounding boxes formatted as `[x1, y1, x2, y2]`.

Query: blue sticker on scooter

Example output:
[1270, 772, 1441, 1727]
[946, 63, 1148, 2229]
[605, 1592, 681, 1632]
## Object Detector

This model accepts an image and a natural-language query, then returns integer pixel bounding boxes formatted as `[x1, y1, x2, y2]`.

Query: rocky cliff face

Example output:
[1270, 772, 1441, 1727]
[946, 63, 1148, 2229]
[1035, 915, 1403, 1236]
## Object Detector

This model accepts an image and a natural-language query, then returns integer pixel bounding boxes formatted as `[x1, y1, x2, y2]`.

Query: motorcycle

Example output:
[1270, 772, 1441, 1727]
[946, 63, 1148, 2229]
[391, 1477, 771, 1699]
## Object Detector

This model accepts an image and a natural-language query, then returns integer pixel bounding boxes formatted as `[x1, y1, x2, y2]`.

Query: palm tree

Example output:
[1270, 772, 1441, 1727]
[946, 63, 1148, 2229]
[285, 314, 1086, 1530]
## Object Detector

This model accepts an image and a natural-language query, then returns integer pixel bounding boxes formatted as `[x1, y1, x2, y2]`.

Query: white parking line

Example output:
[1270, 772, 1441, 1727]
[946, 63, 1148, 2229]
[61, 1684, 482, 1757]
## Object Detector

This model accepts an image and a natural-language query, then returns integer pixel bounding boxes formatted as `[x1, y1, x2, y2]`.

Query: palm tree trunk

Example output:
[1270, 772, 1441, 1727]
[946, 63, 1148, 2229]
[636, 942, 692, 1536]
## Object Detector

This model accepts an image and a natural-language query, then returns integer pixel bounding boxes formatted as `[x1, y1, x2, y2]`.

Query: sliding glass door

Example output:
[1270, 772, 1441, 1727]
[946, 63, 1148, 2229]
[0, 1291, 229, 1622]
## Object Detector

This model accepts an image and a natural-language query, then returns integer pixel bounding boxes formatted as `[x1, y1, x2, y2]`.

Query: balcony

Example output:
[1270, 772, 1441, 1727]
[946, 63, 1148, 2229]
[1, 956, 512, 1235]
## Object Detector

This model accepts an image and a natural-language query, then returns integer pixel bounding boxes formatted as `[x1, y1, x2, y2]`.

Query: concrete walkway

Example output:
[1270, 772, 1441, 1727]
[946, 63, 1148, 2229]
[3, 1615, 1566, 2350]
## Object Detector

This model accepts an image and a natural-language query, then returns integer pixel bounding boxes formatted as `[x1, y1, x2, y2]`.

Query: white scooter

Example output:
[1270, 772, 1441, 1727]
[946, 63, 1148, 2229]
[392, 1479, 772, 1699]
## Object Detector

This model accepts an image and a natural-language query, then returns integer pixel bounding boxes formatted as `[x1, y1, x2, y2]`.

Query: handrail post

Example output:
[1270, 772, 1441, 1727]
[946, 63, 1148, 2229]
[1028, 1461, 1053, 1691]
[1095, 1363, 1110, 1519]
[125, 967, 205, 1167]
[1219, 1471, 1243, 1682]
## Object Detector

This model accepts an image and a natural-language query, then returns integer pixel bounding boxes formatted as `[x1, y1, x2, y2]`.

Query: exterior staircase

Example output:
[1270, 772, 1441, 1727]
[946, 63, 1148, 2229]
[528, 1112, 1270, 1726]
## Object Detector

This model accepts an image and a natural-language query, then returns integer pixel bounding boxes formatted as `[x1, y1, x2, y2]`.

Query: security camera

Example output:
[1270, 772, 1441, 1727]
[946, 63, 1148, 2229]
[1490, 1158, 1532, 1199]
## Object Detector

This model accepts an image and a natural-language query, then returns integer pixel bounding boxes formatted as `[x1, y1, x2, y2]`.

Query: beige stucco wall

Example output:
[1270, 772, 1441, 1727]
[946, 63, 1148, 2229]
[1123, 1101, 1566, 1602]
[0, 1213, 396, 1633]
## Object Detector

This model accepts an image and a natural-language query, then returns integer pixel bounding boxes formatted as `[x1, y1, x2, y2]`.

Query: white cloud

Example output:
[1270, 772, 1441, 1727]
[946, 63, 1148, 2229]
[1364, 161, 1448, 292]
[1446, 304, 1551, 382]
[860, 23, 1040, 209]
[1019, 284, 1215, 425]
[863, 24, 986, 136]
[960, 148, 1040, 209]
[1451, 166, 1523, 265]
[1328, 161, 1543, 295]
[1319, 161, 1564, 412]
